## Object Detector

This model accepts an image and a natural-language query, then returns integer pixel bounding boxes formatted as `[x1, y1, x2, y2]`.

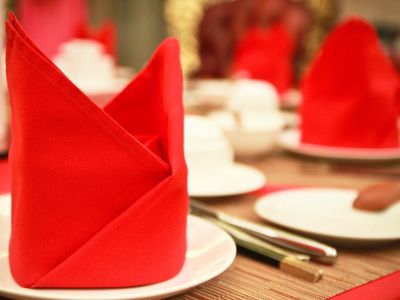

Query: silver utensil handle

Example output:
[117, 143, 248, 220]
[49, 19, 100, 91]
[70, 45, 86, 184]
[190, 199, 337, 264]
[204, 217, 323, 282]
[218, 213, 337, 264]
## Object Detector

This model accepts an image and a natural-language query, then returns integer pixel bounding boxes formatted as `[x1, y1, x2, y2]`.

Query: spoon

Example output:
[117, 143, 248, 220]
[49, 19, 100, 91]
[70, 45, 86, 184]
[353, 182, 400, 211]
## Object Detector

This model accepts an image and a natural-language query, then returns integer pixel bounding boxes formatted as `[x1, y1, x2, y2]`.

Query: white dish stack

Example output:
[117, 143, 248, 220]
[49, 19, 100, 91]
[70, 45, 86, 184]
[184, 115, 266, 197]
[53, 39, 116, 94]
[52, 39, 128, 108]
[208, 79, 285, 157]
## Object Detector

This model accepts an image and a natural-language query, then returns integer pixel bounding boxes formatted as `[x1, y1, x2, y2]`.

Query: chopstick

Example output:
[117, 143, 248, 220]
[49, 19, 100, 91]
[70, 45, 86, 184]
[203, 217, 323, 282]
[190, 199, 337, 264]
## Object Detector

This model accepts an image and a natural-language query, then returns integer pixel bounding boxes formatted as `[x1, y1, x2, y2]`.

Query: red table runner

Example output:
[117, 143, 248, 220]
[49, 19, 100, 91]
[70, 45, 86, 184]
[329, 270, 400, 299]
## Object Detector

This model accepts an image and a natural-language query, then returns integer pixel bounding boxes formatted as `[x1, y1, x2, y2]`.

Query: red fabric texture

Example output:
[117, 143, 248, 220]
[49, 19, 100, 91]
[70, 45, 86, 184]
[329, 270, 400, 300]
[0, 160, 10, 195]
[6, 12, 188, 288]
[231, 24, 295, 93]
[300, 18, 400, 149]
[76, 21, 117, 58]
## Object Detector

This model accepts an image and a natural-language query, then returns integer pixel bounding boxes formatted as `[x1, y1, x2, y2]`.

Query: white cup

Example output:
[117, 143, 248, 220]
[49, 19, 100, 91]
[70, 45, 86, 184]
[184, 115, 235, 172]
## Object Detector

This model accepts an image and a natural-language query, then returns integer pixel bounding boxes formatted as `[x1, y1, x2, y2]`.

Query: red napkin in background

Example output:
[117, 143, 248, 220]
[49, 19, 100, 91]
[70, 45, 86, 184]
[231, 24, 295, 94]
[76, 21, 117, 58]
[6, 12, 188, 288]
[300, 18, 400, 149]
[18, 0, 88, 58]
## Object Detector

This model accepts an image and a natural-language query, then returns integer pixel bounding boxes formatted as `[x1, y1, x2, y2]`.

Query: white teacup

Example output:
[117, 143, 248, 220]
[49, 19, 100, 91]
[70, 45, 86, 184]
[184, 115, 266, 197]
[229, 79, 280, 112]
[188, 79, 233, 107]
[208, 110, 285, 157]
[184, 115, 234, 171]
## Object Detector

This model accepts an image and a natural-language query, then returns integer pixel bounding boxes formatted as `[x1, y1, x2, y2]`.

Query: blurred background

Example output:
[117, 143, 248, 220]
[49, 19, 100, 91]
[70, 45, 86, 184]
[5, 0, 400, 72]
[2, 0, 400, 155]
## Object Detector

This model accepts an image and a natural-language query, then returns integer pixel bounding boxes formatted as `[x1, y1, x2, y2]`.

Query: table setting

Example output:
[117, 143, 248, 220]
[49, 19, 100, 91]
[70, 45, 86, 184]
[0, 2, 400, 300]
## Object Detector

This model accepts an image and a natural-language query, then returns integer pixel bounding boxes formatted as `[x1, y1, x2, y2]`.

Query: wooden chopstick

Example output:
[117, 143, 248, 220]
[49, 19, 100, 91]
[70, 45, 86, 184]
[202, 216, 323, 282]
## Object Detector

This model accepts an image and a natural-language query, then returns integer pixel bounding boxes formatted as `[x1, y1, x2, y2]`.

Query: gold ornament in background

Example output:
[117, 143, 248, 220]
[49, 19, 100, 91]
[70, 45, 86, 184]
[301, 0, 339, 75]
[165, 0, 230, 77]
[165, 0, 338, 78]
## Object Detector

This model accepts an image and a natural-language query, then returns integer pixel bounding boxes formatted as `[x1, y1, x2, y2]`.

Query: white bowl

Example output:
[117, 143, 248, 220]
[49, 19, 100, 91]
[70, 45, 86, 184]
[208, 111, 285, 157]
[184, 115, 234, 169]
[229, 79, 280, 111]
[224, 127, 280, 157]
[188, 79, 233, 105]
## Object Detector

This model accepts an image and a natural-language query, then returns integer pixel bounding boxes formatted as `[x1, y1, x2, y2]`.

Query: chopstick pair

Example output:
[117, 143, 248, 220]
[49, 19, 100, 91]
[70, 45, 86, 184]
[190, 199, 337, 264]
[205, 218, 323, 282]
[189, 199, 338, 282]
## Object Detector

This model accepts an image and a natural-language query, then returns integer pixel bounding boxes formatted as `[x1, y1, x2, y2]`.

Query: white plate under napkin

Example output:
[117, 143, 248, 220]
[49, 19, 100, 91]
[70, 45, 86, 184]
[0, 194, 236, 300]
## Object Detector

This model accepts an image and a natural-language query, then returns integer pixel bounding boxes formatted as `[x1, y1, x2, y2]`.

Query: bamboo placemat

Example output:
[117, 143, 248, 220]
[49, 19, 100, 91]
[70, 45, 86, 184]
[173, 151, 400, 299]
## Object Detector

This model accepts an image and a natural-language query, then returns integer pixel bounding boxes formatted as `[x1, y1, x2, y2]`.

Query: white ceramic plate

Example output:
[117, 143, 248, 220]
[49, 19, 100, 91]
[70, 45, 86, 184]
[255, 188, 400, 246]
[278, 129, 400, 161]
[188, 163, 266, 197]
[0, 194, 236, 300]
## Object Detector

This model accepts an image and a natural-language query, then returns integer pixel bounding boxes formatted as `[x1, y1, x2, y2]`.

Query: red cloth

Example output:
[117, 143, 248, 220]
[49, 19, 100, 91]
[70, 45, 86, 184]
[329, 270, 400, 300]
[18, 0, 87, 58]
[250, 184, 299, 197]
[76, 21, 117, 58]
[0, 160, 10, 194]
[6, 12, 188, 288]
[300, 18, 400, 149]
[231, 24, 295, 94]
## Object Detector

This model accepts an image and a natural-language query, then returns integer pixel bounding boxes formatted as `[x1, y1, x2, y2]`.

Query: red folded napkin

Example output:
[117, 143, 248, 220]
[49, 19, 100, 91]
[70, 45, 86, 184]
[6, 12, 188, 288]
[231, 24, 295, 94]
[76, 21, 117, 58]
[300, 18, 400, 149]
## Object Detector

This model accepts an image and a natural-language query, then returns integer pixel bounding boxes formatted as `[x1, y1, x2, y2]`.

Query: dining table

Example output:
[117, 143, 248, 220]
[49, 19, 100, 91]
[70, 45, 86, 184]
[178, 150, 400, 299]
[0, 149, 399, 300]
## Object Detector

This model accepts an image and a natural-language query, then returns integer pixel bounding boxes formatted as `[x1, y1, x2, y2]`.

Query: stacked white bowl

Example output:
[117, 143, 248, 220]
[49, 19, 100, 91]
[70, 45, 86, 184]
[208, 79, 285, 157]
[52, 39, 128, 107]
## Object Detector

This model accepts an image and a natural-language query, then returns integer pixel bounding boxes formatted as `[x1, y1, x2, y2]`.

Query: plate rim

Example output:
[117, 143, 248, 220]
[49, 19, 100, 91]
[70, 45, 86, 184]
[188, 163, 266, 197]
[278, 129, 400, 161]
[254, 187, 400, 242]
[0, 213, 236, 300]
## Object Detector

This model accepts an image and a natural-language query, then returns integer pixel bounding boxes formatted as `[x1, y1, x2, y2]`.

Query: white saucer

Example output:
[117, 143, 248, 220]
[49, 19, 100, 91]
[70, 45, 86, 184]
[278, 129, 400, 161]
[0, 195, 236, 300]
[255, 188, 400, 246]
[188, 163, 266, 197]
